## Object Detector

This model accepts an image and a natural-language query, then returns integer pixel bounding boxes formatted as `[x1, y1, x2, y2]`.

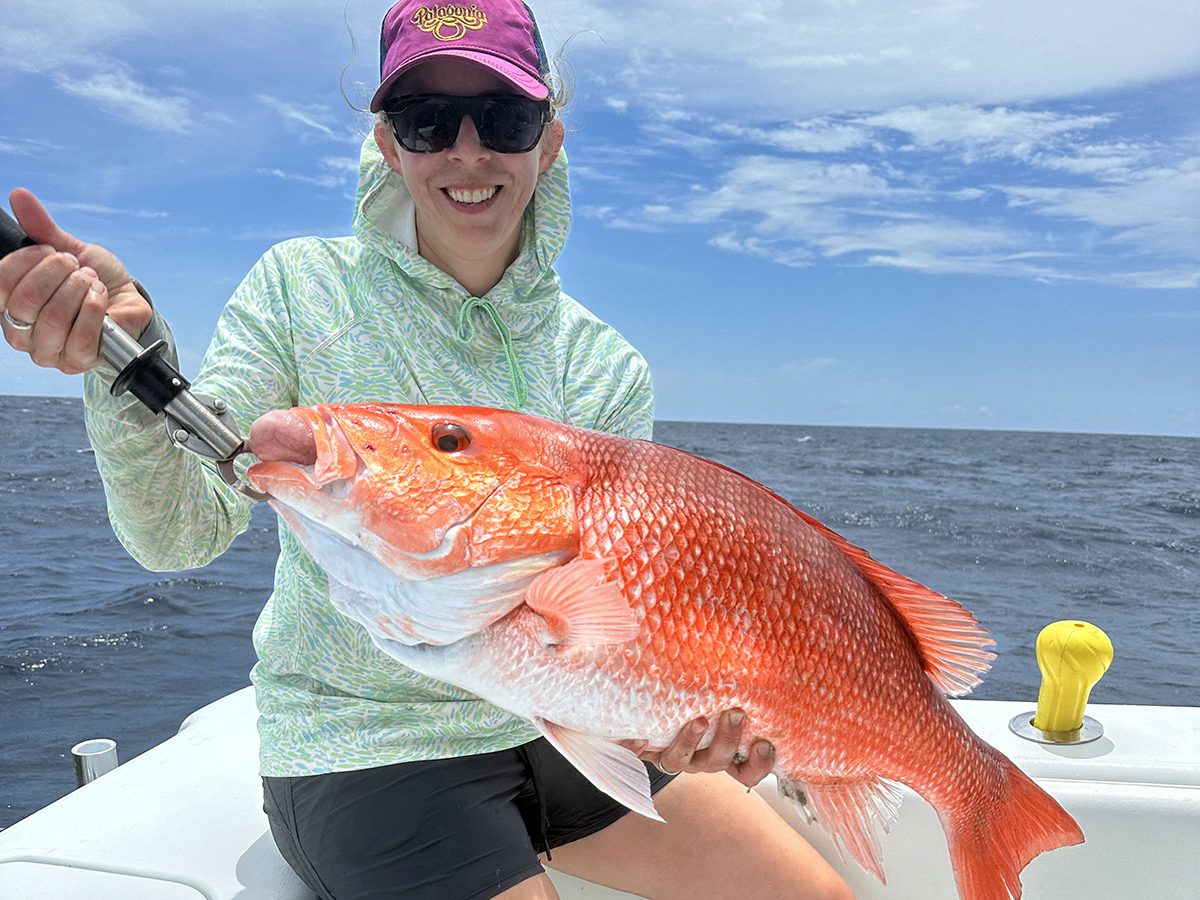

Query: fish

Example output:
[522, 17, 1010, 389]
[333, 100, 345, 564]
[246, 403, 1084, 900]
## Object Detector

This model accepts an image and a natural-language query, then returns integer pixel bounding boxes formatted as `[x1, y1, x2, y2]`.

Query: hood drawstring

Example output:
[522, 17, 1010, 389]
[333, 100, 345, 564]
[456, 297, 529, 410]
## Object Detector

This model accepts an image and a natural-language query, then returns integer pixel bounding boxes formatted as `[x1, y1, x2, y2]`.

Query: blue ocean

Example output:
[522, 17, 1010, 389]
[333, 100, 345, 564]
[1, 395, 1196, 829]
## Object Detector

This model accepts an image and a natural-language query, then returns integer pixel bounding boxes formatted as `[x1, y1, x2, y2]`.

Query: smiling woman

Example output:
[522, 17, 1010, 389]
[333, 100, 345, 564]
[0, 1, 854, 898]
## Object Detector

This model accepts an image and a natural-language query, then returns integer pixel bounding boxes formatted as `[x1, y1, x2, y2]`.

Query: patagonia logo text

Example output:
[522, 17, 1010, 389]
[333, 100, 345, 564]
[411, 4, 488, 42]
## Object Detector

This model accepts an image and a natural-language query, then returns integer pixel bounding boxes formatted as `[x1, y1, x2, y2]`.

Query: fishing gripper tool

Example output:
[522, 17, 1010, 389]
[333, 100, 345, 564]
[1, 206, 267, 502]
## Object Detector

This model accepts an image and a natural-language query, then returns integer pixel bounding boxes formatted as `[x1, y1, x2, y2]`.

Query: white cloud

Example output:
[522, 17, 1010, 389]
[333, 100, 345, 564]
[53, 68, 190, 133]
[47, 201, 168, 220]
[257, 94, 341, 139]
[0, 136, 59, 157]
[712, 121, 875, 154]
[585, 95, 1199, 288]
[538, 0, 1200, 114]
[258, 155, 359, 190]
[1027, 142, 1155, 179]
[860, 105, 1111, 159]
[1001, 156, 1200, 257]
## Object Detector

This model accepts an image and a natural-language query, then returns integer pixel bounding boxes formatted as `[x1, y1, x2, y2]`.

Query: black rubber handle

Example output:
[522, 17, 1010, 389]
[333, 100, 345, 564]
[0, 207, 37, 258]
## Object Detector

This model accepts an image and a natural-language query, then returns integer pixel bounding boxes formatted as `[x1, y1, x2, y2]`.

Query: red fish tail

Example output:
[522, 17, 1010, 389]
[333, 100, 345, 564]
[946, 757, 1083, 900]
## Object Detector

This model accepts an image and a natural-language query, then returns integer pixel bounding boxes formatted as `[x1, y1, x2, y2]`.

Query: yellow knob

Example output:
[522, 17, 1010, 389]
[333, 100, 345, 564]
[1032, 620, 1114, 733]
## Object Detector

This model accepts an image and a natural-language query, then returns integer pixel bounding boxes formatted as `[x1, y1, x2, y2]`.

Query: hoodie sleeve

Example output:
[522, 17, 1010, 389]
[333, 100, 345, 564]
[557, 295, 655, 442]
[82, 249, 298, 572]
[591, 351, 653, 441]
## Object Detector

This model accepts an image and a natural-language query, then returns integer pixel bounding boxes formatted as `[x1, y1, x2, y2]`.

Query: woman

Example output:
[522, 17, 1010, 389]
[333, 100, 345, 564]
[0, 2, 852, 897]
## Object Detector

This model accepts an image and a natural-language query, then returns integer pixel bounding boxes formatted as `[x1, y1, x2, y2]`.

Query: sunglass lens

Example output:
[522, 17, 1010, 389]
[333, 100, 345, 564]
[393, 99, 458, 153]
[477, 98, 544, 153]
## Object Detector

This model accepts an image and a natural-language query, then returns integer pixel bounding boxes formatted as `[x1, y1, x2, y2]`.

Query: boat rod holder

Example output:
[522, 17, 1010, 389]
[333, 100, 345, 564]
[0, 207, 266, 501]
[1009, 620, 1113, 746]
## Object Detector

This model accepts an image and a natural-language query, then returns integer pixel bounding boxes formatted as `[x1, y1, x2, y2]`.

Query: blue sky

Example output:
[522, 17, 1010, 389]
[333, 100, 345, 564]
[1, 0, 1197, 436]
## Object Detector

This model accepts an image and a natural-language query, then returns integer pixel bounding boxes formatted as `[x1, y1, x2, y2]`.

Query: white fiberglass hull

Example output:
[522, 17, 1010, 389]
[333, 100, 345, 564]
[0, 688, 1196, 899]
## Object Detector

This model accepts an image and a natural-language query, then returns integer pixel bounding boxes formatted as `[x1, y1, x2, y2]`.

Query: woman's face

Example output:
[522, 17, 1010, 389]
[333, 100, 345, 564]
[374, 56, 561, 291]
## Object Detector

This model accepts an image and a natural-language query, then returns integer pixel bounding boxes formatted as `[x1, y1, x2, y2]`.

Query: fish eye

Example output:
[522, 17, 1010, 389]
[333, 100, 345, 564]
[432, 422, 471, 453]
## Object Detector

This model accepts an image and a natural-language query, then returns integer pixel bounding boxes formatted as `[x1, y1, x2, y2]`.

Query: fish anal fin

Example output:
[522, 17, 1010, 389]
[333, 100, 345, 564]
[795, 509, 997, 696]
[534, 717, 663, 823]
[525, 557, 640, 647]
[781, 775, 904, 884]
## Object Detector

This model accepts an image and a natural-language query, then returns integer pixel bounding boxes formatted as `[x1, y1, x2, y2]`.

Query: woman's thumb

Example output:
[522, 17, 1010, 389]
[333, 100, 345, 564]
[9, 188, 86, 255]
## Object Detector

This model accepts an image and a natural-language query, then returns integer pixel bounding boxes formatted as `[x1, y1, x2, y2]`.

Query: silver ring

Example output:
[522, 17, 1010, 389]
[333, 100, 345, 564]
[3, 308, 34, 331]
[653, 758, 681, 776]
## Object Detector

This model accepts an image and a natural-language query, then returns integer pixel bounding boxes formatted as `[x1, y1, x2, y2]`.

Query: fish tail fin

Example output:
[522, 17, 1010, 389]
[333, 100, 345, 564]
[946, 757, 1084, 900]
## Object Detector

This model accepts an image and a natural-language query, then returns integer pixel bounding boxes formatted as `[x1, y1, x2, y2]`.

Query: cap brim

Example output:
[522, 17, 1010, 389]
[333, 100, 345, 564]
[370, 48, 549, 111]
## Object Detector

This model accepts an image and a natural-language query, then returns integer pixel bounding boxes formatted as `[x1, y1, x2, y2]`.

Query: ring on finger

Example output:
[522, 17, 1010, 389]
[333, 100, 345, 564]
[3, 308, 34, 331]
[654, 757, 682, 776]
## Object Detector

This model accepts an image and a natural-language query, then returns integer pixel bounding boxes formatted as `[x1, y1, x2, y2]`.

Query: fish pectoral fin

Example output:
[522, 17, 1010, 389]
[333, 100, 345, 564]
[534, 717, 663, 823]
[778, 775, 904, 884]
[524, 557, 640, 647]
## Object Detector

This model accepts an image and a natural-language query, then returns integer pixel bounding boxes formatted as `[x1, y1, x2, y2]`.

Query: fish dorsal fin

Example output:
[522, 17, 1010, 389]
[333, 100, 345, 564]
[534, 717, 664, 823]
[779, 775, 904, 883]
[525, 556, 641, 647]
[794, 509, 996, 696]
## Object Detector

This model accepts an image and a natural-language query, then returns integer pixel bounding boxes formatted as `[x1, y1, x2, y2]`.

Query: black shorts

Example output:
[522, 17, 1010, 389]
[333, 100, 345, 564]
[262, 738, 676, 900]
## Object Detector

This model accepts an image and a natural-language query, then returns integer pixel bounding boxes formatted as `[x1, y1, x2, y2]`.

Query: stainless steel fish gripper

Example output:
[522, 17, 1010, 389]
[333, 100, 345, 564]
[99, 309, 267, 502]
[1, 206, 266, 502]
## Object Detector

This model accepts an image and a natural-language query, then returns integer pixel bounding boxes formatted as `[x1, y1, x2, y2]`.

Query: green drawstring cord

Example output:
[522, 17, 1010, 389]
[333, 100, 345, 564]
[455, 297, 529, 410]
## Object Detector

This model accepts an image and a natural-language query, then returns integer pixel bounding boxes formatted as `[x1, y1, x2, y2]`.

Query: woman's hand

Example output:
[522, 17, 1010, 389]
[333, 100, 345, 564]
[1, 188, 152, 373]
[624, 709, 776, 788]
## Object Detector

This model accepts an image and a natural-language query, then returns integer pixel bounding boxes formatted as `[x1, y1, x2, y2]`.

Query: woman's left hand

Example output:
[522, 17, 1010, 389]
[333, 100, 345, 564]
[623, 709, 776, 788]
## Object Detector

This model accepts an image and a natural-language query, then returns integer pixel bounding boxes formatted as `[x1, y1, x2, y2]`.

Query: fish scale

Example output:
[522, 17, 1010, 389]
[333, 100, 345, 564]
[247, 403, 1084, 900]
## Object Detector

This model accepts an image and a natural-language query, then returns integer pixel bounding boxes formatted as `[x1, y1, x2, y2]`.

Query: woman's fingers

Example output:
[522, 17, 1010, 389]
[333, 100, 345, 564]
[3, 250, 78, 351]
[28, 264, 96, 368]
[648, 710, 776, 788]
[689, 709, 745, 771]
[655, 717, 707, 774]
[61, 278, 110, 372]
[728, 739, 775, 788]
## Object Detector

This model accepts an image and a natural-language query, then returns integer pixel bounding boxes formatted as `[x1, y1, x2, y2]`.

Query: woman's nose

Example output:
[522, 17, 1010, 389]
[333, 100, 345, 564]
[448, 115, 490, 160]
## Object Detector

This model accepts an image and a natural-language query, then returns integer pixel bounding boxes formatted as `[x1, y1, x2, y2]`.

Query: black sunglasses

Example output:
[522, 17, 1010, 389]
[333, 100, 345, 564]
[383, 94, 552, 155]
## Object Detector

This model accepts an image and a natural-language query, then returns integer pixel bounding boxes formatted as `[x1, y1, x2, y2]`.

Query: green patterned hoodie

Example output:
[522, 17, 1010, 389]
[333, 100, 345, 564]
[82, 134, 653, 775]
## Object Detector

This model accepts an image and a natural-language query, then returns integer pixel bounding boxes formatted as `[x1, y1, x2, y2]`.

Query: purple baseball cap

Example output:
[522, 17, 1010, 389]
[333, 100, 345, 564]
[370, 0, 551, 111]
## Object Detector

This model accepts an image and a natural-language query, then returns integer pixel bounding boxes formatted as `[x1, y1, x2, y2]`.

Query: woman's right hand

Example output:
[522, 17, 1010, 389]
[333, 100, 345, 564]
[1, 188, 153, 374]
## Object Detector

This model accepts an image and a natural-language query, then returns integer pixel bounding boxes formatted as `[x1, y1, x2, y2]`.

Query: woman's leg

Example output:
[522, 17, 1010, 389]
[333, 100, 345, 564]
[544, 772, 854, 900]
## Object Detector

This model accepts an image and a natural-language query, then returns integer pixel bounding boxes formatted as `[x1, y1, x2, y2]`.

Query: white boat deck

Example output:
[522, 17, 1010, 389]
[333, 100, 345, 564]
[1, 687, 1197, 898]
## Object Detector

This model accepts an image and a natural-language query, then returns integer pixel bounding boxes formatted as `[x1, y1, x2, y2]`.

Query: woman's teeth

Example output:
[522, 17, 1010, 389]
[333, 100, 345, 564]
[447, 187, 498, 204]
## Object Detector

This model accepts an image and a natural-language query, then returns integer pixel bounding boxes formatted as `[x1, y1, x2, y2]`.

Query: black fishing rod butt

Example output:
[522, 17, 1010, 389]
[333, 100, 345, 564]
[1, 206, 38, 258]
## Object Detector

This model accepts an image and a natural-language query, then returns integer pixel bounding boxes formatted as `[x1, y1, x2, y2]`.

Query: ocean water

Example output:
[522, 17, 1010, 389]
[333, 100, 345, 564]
[1, 395, 1197, 829]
